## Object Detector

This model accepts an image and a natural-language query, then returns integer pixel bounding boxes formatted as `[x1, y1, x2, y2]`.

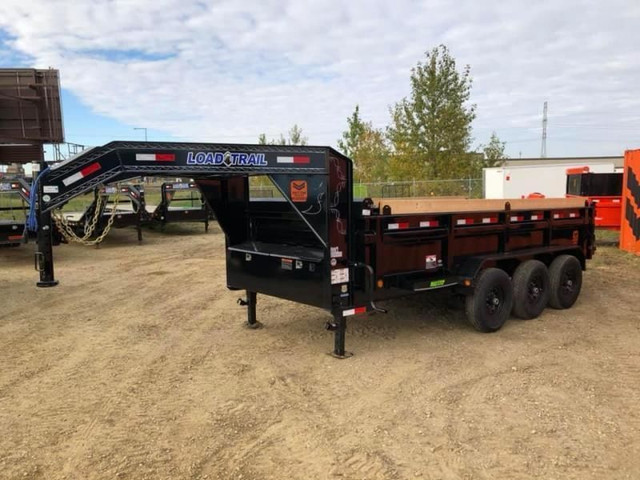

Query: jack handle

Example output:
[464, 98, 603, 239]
[350, 261, 387, 314]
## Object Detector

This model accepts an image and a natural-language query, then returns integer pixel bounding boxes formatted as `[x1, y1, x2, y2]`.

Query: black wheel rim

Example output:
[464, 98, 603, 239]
[527, 274, 544, 304]
[485, 286, 504, 315]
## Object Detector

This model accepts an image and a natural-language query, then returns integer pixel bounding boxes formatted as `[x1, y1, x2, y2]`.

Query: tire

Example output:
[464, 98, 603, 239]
[548, 255, 582, 309]
[512, 260, 551, 319]
[465, 268, 514, 332]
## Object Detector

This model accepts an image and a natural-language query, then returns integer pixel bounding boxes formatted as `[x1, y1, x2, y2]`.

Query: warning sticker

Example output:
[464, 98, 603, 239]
[43, 185, 59, 194]
[290, 180, 308, 202]
[281, 258, 293, 270]
[331, 268, 349, 284]
[330, 246, 343, 258]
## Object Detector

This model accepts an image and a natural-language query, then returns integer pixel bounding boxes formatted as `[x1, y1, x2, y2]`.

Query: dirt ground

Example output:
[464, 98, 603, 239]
[1, 224, 639, 480]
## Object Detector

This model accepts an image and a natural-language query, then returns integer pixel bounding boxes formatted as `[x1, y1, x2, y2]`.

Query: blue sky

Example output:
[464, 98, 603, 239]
[1, 0, 639, 160]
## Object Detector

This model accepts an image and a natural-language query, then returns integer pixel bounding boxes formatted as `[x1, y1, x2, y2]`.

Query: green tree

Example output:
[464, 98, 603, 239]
[480, 131, 507, 169]
[387, 45, 476, 180]
[288, 124, 307, 146]
[337, 105, 390, 182]
[337, 105, 367, 158]
[258, 124, 308, 146]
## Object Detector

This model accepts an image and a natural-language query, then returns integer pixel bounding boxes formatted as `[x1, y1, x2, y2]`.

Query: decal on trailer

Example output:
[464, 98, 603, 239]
[62, 162, 101, 186]
[277, 156, 310, 164]
[331, 268, 349, 284]
[186, 151, 267, 166]
[290, 180, 308, 202]
[343, 306, 366, 317]
[135, 153, 175, 162]
[419, 220, 439, 227]
[429, 279, 446, 288]
[330, 246, 343, 258]
[425, 254, 439, 269]
[281, 258, 293, 270]
[43, 185, 59, 194]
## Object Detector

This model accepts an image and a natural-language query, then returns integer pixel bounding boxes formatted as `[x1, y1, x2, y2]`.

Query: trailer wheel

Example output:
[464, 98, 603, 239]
[548, 255, 582, 309]
[512, 260, 550, 319]
[465, 268, 513, 332]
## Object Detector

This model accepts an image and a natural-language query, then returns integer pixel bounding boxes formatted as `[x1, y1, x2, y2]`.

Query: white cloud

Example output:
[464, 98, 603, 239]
[1, 0, 639, 157]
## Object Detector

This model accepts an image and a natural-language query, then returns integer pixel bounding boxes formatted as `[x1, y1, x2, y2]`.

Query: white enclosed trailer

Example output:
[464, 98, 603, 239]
[483, 163, 615, 199]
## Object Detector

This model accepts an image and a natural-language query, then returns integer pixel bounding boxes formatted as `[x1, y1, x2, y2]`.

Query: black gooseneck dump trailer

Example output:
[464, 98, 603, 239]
[34, 141, 596, 356]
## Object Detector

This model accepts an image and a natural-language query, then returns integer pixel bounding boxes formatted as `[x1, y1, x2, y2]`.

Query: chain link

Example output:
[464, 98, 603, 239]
[52, 186, 121, 246]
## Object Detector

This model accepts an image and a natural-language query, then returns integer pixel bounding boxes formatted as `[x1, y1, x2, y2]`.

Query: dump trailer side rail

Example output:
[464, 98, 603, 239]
[353, 197, 594, 306]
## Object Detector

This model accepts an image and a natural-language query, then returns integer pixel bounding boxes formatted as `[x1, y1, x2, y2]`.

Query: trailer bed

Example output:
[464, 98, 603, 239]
[373, 196, 587, 214]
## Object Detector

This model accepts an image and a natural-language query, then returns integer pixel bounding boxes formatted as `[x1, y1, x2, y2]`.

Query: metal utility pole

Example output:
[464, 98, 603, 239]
[133, 127, 148, 141]
[541, 101, 548, 158]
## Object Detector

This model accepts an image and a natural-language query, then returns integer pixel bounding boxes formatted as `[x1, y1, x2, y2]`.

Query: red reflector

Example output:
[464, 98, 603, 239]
[343, 306, 367, 316]
[8, 235, 23, 240]
[80, 162, 101, 177]
[419, 220, 439, 228]
[293, 156, 310, 164]
[456, 218, 474, 225]
[388, 222, 410, 230]
[156, 153, 175, 161]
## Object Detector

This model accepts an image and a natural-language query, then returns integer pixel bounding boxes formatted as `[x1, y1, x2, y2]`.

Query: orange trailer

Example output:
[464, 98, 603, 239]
[566, 167, 622, 230]
[620, 150, 640, 255]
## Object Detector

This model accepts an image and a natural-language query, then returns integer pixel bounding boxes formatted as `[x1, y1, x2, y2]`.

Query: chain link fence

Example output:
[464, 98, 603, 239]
[246, 178, 483, 199]
[354, 178, 483, 199]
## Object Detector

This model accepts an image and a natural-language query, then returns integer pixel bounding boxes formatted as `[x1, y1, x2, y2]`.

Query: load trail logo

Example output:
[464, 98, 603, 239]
[625, 166, 640, 240]
[186, 151, 267, 166]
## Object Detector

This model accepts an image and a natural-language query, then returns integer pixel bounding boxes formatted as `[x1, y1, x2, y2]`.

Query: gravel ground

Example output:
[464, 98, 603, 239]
[1, 224, 639, 480]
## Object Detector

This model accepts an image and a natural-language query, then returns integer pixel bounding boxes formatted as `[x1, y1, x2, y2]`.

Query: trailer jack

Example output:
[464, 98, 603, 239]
[238, 291, 263, 329]
[329, 314, 352, 359]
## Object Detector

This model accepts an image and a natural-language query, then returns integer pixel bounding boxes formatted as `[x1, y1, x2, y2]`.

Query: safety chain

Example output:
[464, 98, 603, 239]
[52, 185, 121, 246]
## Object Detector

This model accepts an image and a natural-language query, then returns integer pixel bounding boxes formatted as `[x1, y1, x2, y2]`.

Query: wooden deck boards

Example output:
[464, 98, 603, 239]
[373, 197, 588, 214]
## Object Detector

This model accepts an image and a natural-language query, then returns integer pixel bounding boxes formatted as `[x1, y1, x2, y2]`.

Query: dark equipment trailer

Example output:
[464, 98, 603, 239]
[151, 181, 211, 232]
[58, 184, 147, 243]
[99, 184, 147, 242]
[0, 177, 30, 246]
[33, 141, 596, 356]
